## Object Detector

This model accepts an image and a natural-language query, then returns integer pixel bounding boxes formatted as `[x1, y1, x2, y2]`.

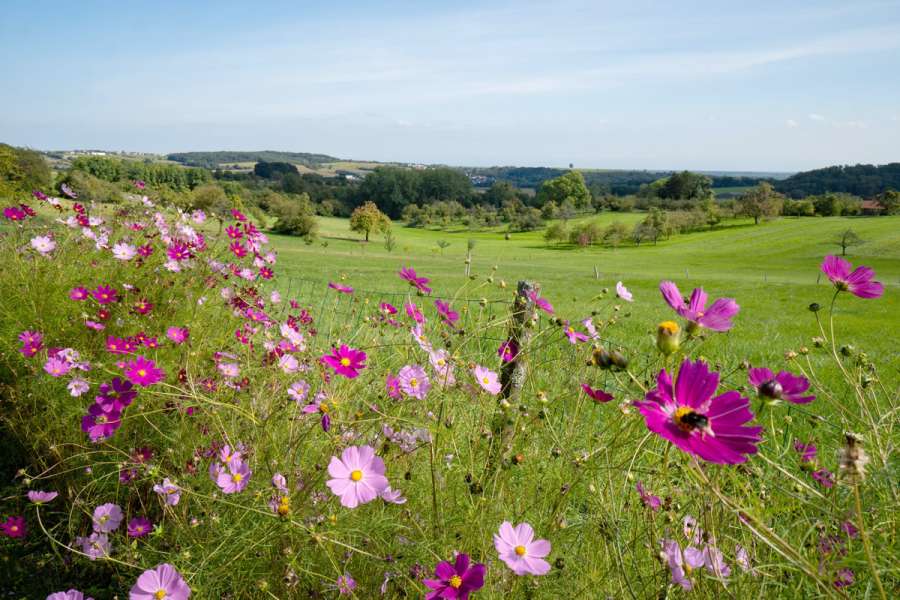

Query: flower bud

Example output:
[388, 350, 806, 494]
[656, 321, 681, 355]
[808, 303, 821, 312]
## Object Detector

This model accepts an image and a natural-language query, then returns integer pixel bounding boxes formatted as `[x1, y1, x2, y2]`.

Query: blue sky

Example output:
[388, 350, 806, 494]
[2, 0, 899, 171]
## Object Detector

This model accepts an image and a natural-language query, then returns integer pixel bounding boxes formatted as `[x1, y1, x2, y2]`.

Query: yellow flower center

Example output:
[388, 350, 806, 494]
[409, 378, 418, 387]
[567, 327, 574, 334]
[673, 406, 708, 432]
[155, 590, 167, 600]
[137, 369, 147, 377]
[482, 377, 490, 384]
[350, 470, 363, 482]
[449, 575, 463, 588]
[658, 321, 680, 335]
[10, 525, 18, 532]
[515, 545, 527, 556]
[319, 402, 329, 413]
[339, 357, 351, 367]
[232, 473, 243, 483]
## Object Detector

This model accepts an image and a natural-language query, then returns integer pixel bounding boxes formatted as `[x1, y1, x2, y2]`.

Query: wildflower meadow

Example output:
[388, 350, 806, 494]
[1, 185, 897, 599]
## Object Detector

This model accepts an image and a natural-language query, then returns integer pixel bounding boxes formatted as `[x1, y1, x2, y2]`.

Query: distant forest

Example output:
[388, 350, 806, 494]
[167, 151, 339, 169]
[774, 163, 900, 198]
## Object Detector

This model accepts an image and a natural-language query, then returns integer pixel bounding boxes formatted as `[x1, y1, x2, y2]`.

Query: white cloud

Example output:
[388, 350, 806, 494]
[786, 119, 799, 128]
[808, 113, 826, 121]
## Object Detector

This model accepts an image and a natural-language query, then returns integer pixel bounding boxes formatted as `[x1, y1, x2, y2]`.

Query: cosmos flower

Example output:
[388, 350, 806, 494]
[379, 302, 397, 315]
[27, 490, 58, 504]
[301, 392, 332, 431]
[563, 322, 589, 344]
[76, 532, 110, 560]
[335, 574, 356, 596]
[659, 281, 739, 332]
[494, 521, 551, 575]
[662, 538, 704, 590]
[429, 349, 456, 386]
[216, 460, 251, 494]
[129, 563, 191, 600]
[821, 255, 883, 299]
[46, 590, 93, 600]
[60, 183, 78, 198]
[326, 445, 389, 508]
[812, 469, 835, 488]
[166, 327, 189, 344]
[399, 266, 432, 294]
[328, 281, 353, 294]
[380, 486, 407, 504]
[44, 356, 72, 377]
[31, 235, 56, 255]
[288, 380, 310, 403]
[435, 299, 459, 325]
[92, 503, 123, 533]
[474, 365, 501, 395]
[67, 377, 90, 397]
[70, 287, 89, 301]
[112, 242, 137, 261]
[91, 285, 119, 305]
[123, 355, 165, 387]
[322, 345, 367, 379]
[635, 482, 661, 511]
[527, 291, 554, 314]
[404, 301, 425, 323]
[127, 516, 152, 538]
[278, 354, 300, 374]
[616, 281, 633, 302]
[748, 368, 815, 404]
[581, 383, 613, 403]
[397, 364, 430, 399]
[81, 401, 122, 442]
[385, 373, 401, 399]
[153, 478, 181, 506]
[424, 553, 486, 600]
[634, 359, 762, 464]
[0, 515, 26, 538]
[498, 339, 518, 362]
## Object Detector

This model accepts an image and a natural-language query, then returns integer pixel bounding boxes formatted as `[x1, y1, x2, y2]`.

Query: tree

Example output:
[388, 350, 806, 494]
[0, 144, 51, 196]
[876, 190, 900, 215]
[833, 229, 863, 256]
[602, 222, 631, 249]
[737, 182, 784, 224]
[658, 171, 712, 201]
[270, 193, 318, 240]
[350, 201, 391, 241]
[543, 222, 568, 246]
[536, 171, 591, 210]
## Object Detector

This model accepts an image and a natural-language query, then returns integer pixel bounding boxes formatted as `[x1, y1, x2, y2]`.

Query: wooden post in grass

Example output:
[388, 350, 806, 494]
[594, 266, 600, 280]
[489, 280, 538, 469]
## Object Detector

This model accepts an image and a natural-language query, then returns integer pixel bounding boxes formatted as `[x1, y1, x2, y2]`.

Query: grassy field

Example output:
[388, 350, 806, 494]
[271, 214, 900, 370]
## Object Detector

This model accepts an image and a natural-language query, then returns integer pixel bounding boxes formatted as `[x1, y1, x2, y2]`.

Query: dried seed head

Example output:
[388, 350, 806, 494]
[838, 432, 869, 484]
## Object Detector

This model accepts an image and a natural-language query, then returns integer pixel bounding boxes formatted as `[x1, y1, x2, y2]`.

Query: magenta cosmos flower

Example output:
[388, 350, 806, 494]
[0, 515, 26, 538]
[399, 266, 432, 294]
[129, 563, 191, 600]
[659, 281, 739, 332]
[527, 291, 554, 315]
[328, 281, 354, 294]
[636, 481, 661, 511]
[435, 299, 459, 325]
[70, 287, 89, 301]
[748, 367, 815, 404]
[47, 590, 94, 600]
[397, 364, 430, 399]
[635, 359, 762, 464]
[91, 285, 118, 305]
[28, 490, 58, 504]
[123, 355, 165, 387]
[563, 322, 589, 344]
[821, 255, 884, 299]
[326, 445, 389, 508]
[127, 516, 153, 538]
[474, 365, 501, 395]
[498, 339, 518, 362]
[424, 553, 486, 600]
[322, 345, 367, 379]
[166, 327, 189, 344]
[581, 383, 612, 403]
[494, 521, 551, 575]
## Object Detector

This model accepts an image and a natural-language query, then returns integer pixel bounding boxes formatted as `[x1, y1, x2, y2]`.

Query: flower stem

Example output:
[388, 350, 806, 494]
[852, 483, 887, 600]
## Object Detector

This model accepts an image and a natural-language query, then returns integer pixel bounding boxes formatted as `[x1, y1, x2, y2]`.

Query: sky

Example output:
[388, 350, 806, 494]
[2, 0, 899, 172]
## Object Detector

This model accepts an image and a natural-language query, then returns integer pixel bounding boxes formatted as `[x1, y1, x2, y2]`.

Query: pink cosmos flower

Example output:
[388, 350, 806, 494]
[748, 367, 815, 404]
[385, 373, 401, 399]
[328, 281, 353, 294]
[404, 301, 425, 323]
[662, 538, 704, 590]
[301, 392, 332, 431]
[123, 355, 165, 386]
[0, 515, 26, 538]
[61, 183, 77, 198]
[70, 287, 89, 301]
[76, 532, 109, 560]
[288, 380, 310, 403]
[92, 503, 123, 533]
[44, 356, 72, 377]
[527, 291, 554, 314]
[563, 322, 589, 344]
[153, 478, 181, 505]
[813, 469, 835, 488]
[129, 563, 191, 600]
[379, 302, 397, 315]
[498, 339, 518, 362]
[322, 345, 367, 379]
[47, 590, 93, 600]
[166, 327, 189, 344]
[380, 486, 407, 504]
[424, 553, 486, 600]
[81, 401, 122, 441]
[127, 516, 152, 538]
[399, 267, 432, 294]
[659, 281, 739, 332]
[435, 299, 459, 325]
[581, 383, 613, 403]
[581, 317, 599, 340]
[397, 364, 430, 399]
[278, 354, 300, 374]
[216, 460, 251, 494]
[634, 359, 762, 464]
[474, 365, 501, 395]
[326, 445, 389, 508]
[31, 235, 56, 255]
[821, 255, 883, 299]
[112, 242, 137, 261]
[91, 285, 118, 305]
[494, 521, 551, 575]
[68, 377, 90, 397]
[27, 490, 58, 504]
[429, 349, 456, 386]
[335, 574, 356, 596]
[616, 281, 633, 302]
[635, 481, 661, 511]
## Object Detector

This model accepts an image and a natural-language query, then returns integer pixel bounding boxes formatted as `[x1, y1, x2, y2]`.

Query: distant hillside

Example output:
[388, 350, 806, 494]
[776, 163, 900, 198]
[167, 150, 341, 169]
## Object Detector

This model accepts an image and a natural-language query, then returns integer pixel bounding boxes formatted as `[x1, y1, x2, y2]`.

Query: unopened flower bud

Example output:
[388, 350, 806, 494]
[656, 321, 681, 355]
